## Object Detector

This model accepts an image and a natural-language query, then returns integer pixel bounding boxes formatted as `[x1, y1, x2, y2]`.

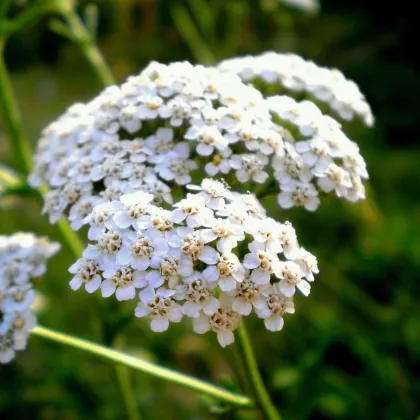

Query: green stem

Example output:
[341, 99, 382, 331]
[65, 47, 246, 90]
[236, 320, 282, 420]
[171, 4, 215, 64]
[31, 326, 253, 408]
[0, 39, 33, 173]
[114, 334, 143, 420]
[0, 38, 85, 258]
[60, 8, 115, 86]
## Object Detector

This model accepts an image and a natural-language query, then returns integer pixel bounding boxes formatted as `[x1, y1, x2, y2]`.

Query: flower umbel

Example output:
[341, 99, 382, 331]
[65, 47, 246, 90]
[0, 233, 60, 363]
[68, 181, 318, 347]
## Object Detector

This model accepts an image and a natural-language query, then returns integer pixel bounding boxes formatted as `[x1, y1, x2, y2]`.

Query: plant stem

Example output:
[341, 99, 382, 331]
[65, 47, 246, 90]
[236, 320, 282, 420]
[31, 326, 253, 408]
[171, 3, 216, 64]
[0, 39, 85, 258]
[60, 8, 115, 86]
[0, 39, 33, 173]
[114, 334, 143, 420]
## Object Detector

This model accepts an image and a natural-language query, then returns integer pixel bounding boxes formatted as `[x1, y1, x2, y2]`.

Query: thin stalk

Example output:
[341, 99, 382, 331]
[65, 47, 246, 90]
[236, 320, 282, 420]
[60, 8, 115, 86]
[114, 334, 143, 420]
[0, 40, 85, 258]
[31, 326, 253, 408]
[0, 39, 33, 173]
[171, 4, 215, 64]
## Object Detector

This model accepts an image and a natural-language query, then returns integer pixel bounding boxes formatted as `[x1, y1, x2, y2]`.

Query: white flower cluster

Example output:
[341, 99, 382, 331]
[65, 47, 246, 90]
[30, 59, 371, 220]
[0, 233, 60, 363]
[69, 180, 318, 347]
[218, 52, 374, 126]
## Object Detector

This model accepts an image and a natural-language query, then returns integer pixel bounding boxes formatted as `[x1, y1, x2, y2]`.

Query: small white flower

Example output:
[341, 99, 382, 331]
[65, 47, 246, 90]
[204, 149, 232, 176]
[187, 179, 230, 210]
[193, 308, 238, 347]
[112, 191, 154, 230]
[174, 279, 219, 318]
[135, 287, 183, 332]
[117, 230, 169, 270]
[2, 285, 35, 312]
[155, 151, 198, 185]
[230, 154, 269, 184]
[168, 228, 219, 265]
[201, 219, 244, 254]
[250, 218, 283, 254]
[69, 258, 102, 293]
[278, 182, 320, 211]
[101, 266, 145, 301]
[317, 164, 352, 197]
[184, 125, 228, 156]
[172, 194, 214, 228]
[256, 284, 295, 332]
[231, 278, 269, 316]
[147, 256, 193, 289]
[277, 261, 309, 297]
[243, 242, 280, 285]
[202, 254, 245, 291]
[294, 248, 318, 281]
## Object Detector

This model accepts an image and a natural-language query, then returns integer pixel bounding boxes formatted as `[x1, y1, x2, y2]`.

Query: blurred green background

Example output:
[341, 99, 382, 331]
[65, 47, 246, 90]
[1, 0, 419, 419]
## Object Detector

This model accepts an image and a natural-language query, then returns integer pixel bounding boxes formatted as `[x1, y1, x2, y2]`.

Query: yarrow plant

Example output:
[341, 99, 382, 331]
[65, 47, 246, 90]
[0, 1, 375, 415]
[0, 233, 60, 363]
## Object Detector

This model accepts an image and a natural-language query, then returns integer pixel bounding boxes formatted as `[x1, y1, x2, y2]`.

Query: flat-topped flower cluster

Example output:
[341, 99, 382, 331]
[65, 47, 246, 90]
[69, 180, 318, 347]
[218, 52, 374, 126]
[0, 233, 60, 363]
[29, 58, 370, 226]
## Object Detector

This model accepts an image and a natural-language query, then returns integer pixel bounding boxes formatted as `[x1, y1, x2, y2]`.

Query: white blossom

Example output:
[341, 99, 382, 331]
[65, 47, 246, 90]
[0, 233, 59, 363]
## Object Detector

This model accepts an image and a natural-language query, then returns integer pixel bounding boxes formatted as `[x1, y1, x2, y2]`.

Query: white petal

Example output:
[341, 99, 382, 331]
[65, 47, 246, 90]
[202, 266, 219, 282]
[217, 330, 235, 347]
[113, 212, 132, 229]
[250, 269, 270, 285]
[172, 208, 186, 223]
[183, 302, 201, 318]
[69, 277, 83, 291]
[199, 247, 219, 265]
[140, 286, 155, 302]
[134, 303, 148, 318]
[168, 307, 183, 322]
[232, 298, 252, 316]
[131, 256, 150, 271]
[133, 271, 148, 288]
[116, 285, 136, 301]
[200, 229, 218, 243]
[264, 315, 284, 332]
[243, 254, 260, 269]
[218, 277, 237, 291]
[296, 280, 311, 296]
[100, 280, 116, 297]
[193, 315, 210, 334]
[146, 271, 164, 288]
[203, 297, 220, 315]
[117, 246, 131, 266]
[85, 275, 102, 293]
[279, 279, 295, 297]
[151, 317, 169, 332]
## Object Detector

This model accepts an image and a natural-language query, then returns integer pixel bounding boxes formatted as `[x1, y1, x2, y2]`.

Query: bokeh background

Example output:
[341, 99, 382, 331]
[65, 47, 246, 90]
[1, 1, 419, 419]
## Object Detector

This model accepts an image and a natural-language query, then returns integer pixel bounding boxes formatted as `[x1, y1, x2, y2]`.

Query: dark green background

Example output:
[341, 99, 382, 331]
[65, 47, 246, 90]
[1, 1, 419, 419]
